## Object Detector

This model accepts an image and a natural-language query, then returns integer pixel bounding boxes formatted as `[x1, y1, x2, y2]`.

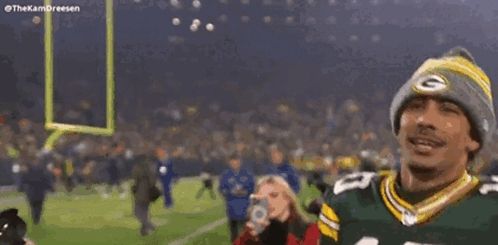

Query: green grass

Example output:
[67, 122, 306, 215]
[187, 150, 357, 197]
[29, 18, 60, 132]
[0, 178, 322, 245]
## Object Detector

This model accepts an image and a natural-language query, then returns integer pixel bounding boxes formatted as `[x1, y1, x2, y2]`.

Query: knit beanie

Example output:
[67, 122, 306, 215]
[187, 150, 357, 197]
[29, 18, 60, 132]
[390, 47, 496, 148]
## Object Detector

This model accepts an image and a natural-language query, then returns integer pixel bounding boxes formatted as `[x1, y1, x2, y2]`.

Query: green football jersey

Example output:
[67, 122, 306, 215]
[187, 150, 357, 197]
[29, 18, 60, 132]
[318, 171, 498, 245]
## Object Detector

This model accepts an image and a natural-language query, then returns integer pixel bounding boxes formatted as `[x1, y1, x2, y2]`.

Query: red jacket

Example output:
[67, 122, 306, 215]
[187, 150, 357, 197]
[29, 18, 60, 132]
[234, 220, 320, 245]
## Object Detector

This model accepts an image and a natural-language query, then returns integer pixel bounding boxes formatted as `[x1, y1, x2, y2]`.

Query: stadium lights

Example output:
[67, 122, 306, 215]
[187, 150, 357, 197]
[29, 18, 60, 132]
[206, 23, 215, 31]
[172, 17, 181, 26]
[32, 16, 42, 25]
[192, 0, 201, 8]
[170, 0, 181, 8]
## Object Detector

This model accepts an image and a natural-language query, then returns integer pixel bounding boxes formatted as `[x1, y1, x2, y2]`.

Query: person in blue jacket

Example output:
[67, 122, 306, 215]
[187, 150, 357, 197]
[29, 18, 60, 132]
[267, 145, 301, 194]
[156, 148, 177, 208]
[219, 154, 255, 242]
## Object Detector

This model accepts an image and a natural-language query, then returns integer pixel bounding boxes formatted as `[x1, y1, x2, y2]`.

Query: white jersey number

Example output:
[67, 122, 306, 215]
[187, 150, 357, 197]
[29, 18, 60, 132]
[479, 175, 498, 195]
[333, 172, 376, 195]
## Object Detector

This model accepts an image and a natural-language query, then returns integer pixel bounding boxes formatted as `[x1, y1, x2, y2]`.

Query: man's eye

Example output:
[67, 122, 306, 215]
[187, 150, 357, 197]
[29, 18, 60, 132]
[269, 192, 279, 198]
[441, 104, 460, 114]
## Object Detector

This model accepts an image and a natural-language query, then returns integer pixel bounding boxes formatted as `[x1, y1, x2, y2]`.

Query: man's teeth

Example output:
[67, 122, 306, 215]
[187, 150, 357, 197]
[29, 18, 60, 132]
[416, 144, 433, 151]
[413, 139, 438, 147]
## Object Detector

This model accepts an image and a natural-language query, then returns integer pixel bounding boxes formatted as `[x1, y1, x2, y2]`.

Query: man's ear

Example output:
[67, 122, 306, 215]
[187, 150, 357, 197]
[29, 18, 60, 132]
[466, 137, 480, 153]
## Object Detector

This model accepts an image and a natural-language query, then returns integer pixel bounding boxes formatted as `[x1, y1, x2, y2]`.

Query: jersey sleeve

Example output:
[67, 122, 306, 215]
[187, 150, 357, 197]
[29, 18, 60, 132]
[318, 172, 379, 244]
[318, 188, 341, 244]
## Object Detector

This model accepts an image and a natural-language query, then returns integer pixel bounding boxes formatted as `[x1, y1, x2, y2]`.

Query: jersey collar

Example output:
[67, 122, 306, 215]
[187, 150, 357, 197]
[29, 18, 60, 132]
[380, 171, 478, 226]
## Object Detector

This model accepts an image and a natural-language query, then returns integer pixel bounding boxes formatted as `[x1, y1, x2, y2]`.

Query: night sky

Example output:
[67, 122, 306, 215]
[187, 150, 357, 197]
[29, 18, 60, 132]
[1, 0, 498, 123]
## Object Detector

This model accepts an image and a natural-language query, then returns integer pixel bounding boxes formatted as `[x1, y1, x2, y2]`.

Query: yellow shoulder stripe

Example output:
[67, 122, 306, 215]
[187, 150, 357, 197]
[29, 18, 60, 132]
[320, 203, 340, 222]
[318, 220, 339, 241]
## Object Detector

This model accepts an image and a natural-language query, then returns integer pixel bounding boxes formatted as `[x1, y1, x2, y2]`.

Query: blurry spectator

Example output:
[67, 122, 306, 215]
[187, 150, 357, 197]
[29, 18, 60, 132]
[20, 156, 53, 225]
[335, 155, 361, 175]
[156, 148, 177, 208]
[305, 161, 327, 194]
[234, 175, 319, 244]
[131, 154, 156, 236]
[104, 144, 125, 199]
[196, 161, 216, 200]
[81, 157, 96, 190]
[267, 146, 300, 194]
[62, 156, 76, 193]
[0, 95, 418, 189]
[358, 150, 378, 172]
[219, 154, 255, 242]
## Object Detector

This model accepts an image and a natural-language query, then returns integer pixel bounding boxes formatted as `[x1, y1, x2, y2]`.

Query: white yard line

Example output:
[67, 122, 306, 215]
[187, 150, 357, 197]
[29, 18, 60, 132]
[168, 217, 227, 245]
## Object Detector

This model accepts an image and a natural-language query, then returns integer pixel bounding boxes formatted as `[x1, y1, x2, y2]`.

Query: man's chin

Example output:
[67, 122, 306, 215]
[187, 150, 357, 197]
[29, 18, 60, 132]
[406, 161, 440, 179]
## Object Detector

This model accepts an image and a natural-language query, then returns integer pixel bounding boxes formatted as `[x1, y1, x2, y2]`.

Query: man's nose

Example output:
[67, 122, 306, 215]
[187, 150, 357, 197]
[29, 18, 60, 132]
[415, 106, 437, 130]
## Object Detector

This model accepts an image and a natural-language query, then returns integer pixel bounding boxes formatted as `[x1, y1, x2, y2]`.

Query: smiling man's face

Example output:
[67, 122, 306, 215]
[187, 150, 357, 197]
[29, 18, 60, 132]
[397, 96, 480, 175]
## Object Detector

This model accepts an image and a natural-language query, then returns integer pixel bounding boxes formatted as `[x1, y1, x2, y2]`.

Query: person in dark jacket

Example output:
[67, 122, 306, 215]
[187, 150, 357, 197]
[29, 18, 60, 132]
[156, 148, 177, 208]
[267, 146, 301, 194]
[196, 161, 216, 199]
[20, 156, 53, 225]
[105, 144, 125, 199]
[219, 154, 255, 242]
[131, 154, 156, 236]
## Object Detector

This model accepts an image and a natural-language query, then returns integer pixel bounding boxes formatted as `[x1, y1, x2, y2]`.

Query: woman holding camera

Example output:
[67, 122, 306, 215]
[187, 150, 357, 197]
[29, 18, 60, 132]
[234, 175, 320, 245]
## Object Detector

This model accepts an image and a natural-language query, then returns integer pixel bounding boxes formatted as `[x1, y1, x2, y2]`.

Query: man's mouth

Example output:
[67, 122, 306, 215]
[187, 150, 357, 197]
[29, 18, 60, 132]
[408, 136, 445, 153]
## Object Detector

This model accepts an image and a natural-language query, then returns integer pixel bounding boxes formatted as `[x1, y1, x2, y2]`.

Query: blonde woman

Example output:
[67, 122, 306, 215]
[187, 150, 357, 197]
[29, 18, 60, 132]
[234, 175, 319, 245]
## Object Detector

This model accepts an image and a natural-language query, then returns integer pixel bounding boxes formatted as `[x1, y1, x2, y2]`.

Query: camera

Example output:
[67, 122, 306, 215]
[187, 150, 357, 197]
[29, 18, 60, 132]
[0, 208, 27, 245]
[249, 197, 269, 235]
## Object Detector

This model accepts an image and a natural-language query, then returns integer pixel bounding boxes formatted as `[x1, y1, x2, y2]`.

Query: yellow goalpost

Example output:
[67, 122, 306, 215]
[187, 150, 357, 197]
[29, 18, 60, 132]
[43, 0, 115, 150]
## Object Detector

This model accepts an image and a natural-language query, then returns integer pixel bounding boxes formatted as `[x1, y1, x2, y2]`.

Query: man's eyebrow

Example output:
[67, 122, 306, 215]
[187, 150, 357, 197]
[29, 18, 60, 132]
[439, 99, 460, 107]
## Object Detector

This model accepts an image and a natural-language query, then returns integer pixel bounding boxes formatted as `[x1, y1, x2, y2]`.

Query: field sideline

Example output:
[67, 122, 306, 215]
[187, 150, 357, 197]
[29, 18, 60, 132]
[0, 178, 321, 245]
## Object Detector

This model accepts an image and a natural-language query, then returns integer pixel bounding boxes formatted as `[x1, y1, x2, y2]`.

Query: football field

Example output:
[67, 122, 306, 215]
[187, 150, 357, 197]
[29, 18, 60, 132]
[0, 178, 320, 245]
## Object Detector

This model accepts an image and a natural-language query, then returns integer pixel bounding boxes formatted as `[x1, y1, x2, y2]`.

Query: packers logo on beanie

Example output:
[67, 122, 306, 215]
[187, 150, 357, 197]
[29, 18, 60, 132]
[389, 46, 496, 147]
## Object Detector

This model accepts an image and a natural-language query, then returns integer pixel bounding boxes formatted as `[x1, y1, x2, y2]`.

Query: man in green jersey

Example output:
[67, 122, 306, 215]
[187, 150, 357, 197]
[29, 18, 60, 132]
[318, 47, 498, 245]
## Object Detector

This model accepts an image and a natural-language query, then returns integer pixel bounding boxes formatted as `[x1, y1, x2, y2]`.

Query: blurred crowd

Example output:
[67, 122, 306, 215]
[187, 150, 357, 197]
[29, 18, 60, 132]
[1, 95, 498, 188]
[0, 94, 395, 187]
